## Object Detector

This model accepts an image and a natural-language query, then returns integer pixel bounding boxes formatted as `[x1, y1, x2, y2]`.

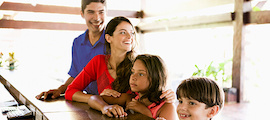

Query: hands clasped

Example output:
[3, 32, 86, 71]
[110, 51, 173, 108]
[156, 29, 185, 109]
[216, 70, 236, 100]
[102, 104, 127, 118]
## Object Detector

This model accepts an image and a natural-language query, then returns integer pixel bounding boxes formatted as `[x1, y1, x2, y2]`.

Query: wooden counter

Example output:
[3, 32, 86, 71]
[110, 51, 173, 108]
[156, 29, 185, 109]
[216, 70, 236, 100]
[0, 68, 154, 120]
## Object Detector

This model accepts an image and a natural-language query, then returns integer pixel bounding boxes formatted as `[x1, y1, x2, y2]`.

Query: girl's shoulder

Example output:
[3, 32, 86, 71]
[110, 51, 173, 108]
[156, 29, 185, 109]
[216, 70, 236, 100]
[157, 102, 178, 120]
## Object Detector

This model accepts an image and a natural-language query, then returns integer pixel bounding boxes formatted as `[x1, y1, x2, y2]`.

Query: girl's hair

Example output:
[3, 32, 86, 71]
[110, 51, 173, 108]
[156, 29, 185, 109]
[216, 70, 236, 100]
[81, 0, 107, 13]
[176, 77, 224, 110]
[135, 54, 167, 103]
[105, 16, 136, 93]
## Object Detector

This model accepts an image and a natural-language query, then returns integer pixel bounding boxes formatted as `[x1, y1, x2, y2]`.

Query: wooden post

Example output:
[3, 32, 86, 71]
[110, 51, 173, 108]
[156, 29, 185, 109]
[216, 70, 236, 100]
[232, 0, 251, 103]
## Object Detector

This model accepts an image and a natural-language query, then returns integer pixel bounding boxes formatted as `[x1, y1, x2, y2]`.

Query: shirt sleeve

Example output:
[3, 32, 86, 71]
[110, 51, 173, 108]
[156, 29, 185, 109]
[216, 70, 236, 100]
[65, 55, 99, 100]
[68, 40, 79, 78]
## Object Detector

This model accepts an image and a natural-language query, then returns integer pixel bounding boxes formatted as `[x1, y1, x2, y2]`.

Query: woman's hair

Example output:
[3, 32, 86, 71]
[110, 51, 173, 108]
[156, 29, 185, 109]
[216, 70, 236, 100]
[176, 77, 224, 110]
[105, 16, 136, 93]
[81, 0, 107, 13]
[135, 54, 167, 103]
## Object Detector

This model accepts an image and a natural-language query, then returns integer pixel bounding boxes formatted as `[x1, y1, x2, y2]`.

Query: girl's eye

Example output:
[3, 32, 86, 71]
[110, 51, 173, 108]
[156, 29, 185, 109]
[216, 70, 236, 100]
[131, 32, 135, 35]
[139, 73, 144, 76]
[178, 100, 183, 104]
[131, 71, 135, 75]
[120, 31, 126, 34]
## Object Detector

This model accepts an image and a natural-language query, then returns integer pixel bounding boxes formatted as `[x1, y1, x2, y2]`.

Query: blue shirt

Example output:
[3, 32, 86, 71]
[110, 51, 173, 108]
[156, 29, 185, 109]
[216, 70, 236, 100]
[68, 29, 106, 95]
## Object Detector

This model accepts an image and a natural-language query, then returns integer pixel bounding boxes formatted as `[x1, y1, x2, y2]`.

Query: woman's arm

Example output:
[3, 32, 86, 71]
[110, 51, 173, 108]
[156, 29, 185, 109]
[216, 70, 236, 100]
[65, 56, 100, 101]
[157, 103, 178, 120]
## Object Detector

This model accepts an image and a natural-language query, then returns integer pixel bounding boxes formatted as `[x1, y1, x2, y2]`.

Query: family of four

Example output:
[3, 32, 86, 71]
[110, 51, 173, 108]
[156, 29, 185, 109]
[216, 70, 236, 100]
[36, 0, 224, 120]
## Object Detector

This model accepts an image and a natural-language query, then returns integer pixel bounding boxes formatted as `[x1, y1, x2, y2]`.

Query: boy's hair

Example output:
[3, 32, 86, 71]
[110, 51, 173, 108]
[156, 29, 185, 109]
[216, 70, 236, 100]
[107, 16, 136, 93]
[81, 0, 107, 13]
[176, 77, 224, 110]
[135, 54, 167, 103]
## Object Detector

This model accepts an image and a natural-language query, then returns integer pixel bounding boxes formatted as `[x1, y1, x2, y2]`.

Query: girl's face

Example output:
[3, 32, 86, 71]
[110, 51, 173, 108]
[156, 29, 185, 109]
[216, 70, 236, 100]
[177, 97, 212, 120]
[129, 60, 149, 93]
[107, 21, 135, 53]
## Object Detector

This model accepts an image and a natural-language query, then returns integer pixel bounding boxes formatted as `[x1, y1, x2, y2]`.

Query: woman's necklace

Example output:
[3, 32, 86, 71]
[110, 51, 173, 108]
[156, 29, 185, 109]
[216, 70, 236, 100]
[107, 58, 117, 78]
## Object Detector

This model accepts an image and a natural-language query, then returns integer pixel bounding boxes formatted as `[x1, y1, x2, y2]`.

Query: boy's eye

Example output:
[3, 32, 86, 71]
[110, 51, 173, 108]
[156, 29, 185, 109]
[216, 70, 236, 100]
[139, 73, 144, 76]
[178, 100, 183, 104]
[120, 31, 126, 34]
[189, 102, 196, 105]
[131, 71, 135, 75]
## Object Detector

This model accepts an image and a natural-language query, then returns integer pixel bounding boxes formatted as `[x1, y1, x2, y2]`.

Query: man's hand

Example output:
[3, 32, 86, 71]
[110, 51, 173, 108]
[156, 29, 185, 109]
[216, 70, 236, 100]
[100, 89, 121, 98]
[35, 89, 61, 100]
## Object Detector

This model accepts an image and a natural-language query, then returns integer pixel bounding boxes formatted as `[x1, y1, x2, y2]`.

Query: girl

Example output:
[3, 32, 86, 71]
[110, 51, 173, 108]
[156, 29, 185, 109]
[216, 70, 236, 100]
[88, 54, 178, 120]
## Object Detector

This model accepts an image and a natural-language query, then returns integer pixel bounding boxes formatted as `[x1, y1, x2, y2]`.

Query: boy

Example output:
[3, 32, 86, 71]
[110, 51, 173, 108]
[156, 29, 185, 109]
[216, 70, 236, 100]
[176, 77, 224, 120]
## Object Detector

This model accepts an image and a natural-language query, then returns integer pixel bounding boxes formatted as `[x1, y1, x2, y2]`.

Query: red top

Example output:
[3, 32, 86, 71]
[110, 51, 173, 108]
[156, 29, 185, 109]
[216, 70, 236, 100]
[135, 95, 165, 119]
[65, 55, 114, 101]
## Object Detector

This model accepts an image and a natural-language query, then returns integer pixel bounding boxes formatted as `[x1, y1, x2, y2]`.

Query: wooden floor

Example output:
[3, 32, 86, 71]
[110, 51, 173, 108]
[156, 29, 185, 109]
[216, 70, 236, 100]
[215, 102, 267, 120]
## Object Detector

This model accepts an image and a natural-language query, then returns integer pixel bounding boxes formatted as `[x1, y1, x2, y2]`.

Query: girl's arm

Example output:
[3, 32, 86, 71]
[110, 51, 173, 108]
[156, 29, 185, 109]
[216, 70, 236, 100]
[88, 93, 132, 117]
[126, 98, 153, 118]
[157, 103, 179, 120]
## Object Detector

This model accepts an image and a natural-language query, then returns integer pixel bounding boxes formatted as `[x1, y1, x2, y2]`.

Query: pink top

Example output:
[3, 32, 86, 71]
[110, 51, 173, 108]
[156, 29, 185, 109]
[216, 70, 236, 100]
[135, 95, 165, 119]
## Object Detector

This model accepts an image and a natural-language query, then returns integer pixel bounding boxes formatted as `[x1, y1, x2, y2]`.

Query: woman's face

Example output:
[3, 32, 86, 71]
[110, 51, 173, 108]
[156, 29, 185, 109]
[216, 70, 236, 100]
[107, 21, 135, 52]
[129, 60, 149, 93]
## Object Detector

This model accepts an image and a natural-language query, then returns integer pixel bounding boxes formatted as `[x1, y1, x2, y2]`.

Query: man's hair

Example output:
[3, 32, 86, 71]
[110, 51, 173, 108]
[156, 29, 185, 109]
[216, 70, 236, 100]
[81, 0, 107, 13]
[176, 77, 224, 110]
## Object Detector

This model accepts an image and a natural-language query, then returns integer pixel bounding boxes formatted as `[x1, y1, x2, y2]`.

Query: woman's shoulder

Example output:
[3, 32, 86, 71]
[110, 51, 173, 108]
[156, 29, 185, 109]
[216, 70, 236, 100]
[91, 55, 107, 62]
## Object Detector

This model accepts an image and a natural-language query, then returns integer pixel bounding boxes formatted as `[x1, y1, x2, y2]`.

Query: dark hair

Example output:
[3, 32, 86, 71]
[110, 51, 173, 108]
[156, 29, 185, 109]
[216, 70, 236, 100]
[81, 0, 107, 13]
[105, 16, 136, 93]
[135, 54, 167, 103]
[176, 77, 224, 110]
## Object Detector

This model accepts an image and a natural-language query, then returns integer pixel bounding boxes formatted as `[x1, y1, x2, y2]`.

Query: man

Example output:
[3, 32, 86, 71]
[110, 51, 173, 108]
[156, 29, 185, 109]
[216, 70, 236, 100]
[36, 0, 107, 100]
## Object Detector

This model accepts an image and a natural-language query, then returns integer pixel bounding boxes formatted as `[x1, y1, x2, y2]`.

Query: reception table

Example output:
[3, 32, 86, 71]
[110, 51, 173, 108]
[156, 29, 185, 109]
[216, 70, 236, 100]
[0, 67, 154, 120]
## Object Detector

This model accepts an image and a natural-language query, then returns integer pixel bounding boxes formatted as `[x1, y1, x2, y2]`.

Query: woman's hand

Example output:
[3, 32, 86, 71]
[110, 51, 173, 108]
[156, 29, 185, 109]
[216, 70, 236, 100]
[160, 89, 176, 103]
[100, 89, 121, 98]
[101, 104, 127, 118]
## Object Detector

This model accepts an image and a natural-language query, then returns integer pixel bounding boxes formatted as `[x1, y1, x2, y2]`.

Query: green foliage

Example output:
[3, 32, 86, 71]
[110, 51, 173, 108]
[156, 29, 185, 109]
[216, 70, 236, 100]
[192, 59, 232, 83]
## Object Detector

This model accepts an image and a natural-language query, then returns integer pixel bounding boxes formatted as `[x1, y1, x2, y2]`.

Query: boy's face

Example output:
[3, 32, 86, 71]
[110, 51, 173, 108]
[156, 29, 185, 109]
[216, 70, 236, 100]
[81, 2, 106, 33]
[177, 97, 212, 120]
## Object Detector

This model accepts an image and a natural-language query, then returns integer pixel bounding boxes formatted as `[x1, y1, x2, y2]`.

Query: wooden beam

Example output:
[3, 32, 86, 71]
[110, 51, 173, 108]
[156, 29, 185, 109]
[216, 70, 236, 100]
[0, 1, 141, 18]
[250, 11, 270, 24]
[232, 0, 252, 103]
[137, 13, 233, 33]
[0, 19, 87, 31]
[0, 2, 80, 15]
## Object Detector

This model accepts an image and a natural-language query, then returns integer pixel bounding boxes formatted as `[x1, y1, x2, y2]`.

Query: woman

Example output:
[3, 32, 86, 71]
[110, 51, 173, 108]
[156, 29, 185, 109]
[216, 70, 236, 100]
[65, 16, 175, 104]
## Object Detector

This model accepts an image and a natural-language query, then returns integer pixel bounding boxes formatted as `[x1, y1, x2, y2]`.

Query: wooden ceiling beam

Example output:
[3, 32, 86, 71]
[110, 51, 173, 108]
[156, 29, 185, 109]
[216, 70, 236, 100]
[0, 19, 87, 31]
[0, 2, 141, 18]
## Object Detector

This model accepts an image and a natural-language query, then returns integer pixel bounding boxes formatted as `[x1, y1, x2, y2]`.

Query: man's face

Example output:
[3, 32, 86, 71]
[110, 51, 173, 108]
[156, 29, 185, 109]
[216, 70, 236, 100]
[81, 2, 106, 33]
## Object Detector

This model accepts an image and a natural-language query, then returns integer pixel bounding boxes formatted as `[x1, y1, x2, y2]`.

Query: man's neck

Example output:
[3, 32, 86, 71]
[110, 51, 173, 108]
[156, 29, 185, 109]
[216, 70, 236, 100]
[88, 30, 103, 46]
